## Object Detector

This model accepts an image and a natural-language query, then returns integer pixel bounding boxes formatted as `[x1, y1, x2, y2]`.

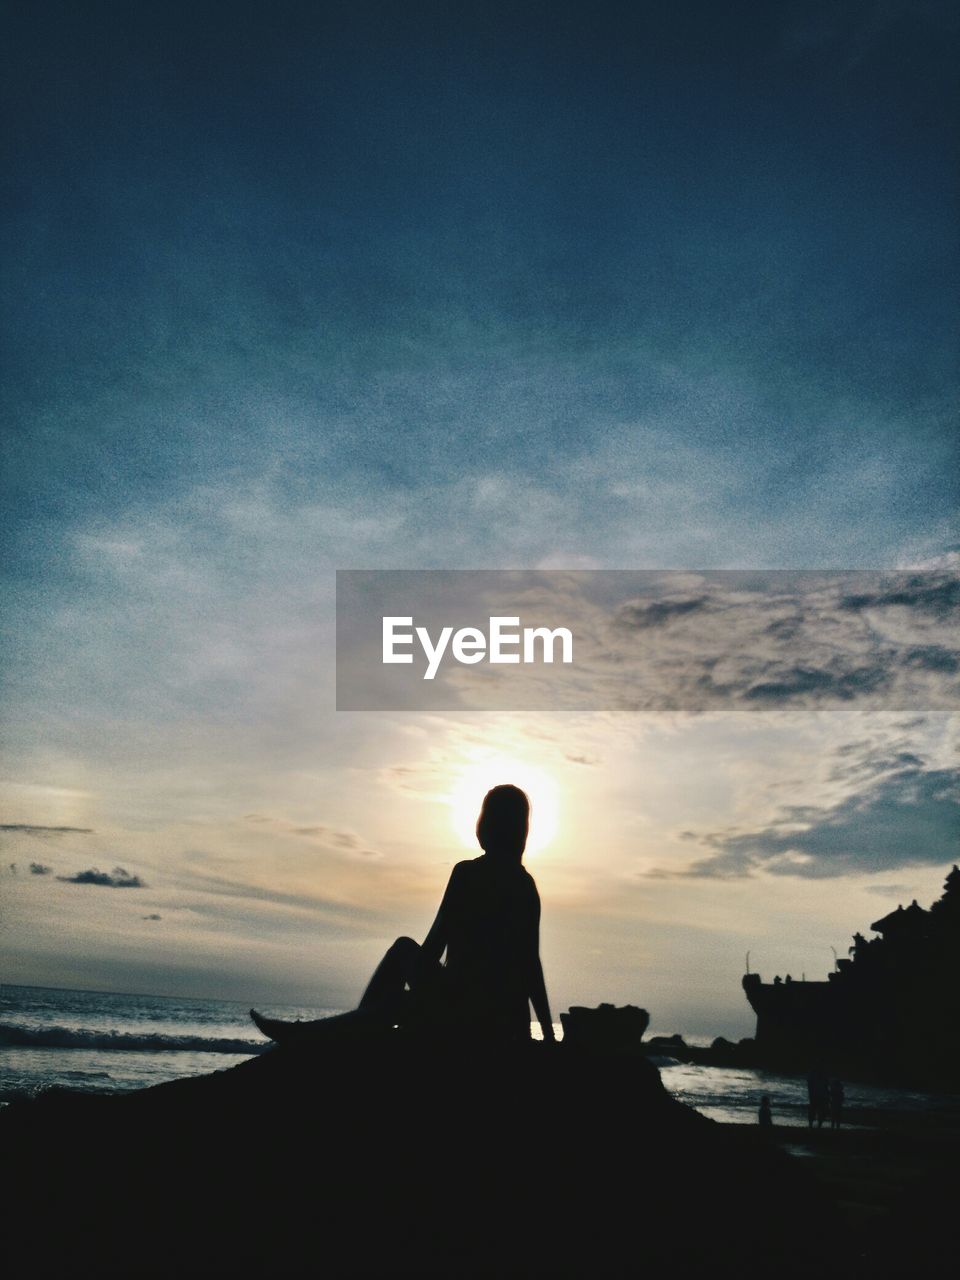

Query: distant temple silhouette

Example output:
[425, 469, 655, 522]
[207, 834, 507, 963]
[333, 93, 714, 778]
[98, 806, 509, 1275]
[742, 865, 960, 1083]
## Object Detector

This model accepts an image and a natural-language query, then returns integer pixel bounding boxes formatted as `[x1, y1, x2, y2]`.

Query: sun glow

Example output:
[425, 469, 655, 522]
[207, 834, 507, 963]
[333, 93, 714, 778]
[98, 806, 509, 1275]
[448, 756, 560, 856]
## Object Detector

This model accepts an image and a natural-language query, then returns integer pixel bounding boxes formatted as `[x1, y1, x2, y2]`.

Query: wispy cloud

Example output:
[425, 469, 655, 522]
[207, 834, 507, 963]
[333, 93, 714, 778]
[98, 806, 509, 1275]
[241, 814, 376, 856]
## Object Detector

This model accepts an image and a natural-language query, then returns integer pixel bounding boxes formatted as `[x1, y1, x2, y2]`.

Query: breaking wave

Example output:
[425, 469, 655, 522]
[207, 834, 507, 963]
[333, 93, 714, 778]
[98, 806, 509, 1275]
[0, 1022, 268, 1054]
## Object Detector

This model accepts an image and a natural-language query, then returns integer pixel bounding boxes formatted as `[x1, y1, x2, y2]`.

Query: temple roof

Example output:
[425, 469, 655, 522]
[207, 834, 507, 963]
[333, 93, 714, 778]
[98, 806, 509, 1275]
[870, 899, 929, 933]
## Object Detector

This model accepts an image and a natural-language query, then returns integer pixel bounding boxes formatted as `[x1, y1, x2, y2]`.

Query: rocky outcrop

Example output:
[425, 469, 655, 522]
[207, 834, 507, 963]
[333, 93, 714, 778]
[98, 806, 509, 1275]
[558, 1001, 650, 1051]
[2, 1030, 840, 1277]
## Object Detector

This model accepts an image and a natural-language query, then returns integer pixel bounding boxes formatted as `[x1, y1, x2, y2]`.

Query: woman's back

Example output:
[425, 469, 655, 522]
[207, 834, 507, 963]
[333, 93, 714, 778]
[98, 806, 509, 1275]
[436, 855, 541, 1041]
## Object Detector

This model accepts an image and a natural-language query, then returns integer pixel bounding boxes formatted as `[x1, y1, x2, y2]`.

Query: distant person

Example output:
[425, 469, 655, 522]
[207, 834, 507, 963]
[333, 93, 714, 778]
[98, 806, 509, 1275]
[251, 784, 555, 1047]
[758, 1096, 773, 1129]
[829, 1079, 845, 1129]
[807, 1068, 829, 1128]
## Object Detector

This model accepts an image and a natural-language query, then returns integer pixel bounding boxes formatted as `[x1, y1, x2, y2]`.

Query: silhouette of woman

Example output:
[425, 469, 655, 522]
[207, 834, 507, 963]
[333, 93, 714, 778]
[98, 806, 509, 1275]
[250, 784, 555, 1046]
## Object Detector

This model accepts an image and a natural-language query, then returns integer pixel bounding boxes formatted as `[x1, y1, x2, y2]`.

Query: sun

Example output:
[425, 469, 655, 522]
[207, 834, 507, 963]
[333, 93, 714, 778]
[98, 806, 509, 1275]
[448, 755, 559, 856]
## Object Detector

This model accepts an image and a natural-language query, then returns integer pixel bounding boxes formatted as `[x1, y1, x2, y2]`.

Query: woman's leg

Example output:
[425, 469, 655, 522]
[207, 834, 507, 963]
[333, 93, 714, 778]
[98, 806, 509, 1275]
[249, 1005, 370, 1044]
[250, 936, 427, 1043]
[357, 935, 422, 1022]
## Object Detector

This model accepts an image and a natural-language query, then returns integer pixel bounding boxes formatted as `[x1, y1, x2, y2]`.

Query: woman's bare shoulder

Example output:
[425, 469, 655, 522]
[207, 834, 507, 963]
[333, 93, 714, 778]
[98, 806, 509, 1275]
[450, 857, 482, 879]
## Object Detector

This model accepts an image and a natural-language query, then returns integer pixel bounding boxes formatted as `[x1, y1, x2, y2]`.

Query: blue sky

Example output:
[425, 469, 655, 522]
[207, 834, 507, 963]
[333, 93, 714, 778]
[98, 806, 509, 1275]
[1, 1, 957, 1034]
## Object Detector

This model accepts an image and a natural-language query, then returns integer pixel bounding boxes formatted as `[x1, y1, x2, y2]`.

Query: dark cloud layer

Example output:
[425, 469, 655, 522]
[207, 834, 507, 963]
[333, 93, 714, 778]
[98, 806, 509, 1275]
[58, 867, 146, 888]
[614, 597, 709, 630]
[594, 570, 960, 713]
[840, 576, 960, 615]
[682, 763, 959, 880]
[0, 825, 92, 835]
[741, 665, 890, 704]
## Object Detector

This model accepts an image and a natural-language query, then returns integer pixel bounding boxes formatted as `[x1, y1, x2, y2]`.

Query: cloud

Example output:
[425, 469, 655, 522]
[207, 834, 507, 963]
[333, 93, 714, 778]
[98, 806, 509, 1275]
[291, 827, 361, 850]
[0, 824, 93, 835]
[862, 883, 913, 898]
[29, 862, 52, 875]
[680, 763, 959, 880]
[177, 856, 389, 929]
[902, 645, 959, 674]
[828, 743, 926, 784]
[839, 575, 960, 615]
[613, 596, 708, 630]
[588, 570, 960, 713]
[242, 813, 368, 853]
[741, 664, 890, 703]
[57, 866, 147, 888]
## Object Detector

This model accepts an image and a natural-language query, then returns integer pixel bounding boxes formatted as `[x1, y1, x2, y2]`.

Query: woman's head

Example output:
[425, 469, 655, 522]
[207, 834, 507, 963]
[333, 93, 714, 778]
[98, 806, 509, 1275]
[476, 784, 530, 861]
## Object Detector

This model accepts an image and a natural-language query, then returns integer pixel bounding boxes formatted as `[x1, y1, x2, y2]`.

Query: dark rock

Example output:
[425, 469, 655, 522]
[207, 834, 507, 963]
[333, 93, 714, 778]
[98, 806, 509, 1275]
[1, 1032, 845, 1277]
[647, 1032, 687, 1048]
[559, 1001, 650, 1052]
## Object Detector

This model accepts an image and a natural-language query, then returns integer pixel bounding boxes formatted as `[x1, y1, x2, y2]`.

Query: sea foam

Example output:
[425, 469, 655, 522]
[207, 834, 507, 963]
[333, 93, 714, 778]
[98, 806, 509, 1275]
[0, 1021, 268, 1054]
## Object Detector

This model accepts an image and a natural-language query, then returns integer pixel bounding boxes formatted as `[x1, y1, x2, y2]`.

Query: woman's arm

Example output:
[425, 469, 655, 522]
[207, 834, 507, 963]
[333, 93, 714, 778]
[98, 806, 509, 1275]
[421, 862, 461, 964]
[527, 888, 555, 1041]
[529, 955, 555, 1042]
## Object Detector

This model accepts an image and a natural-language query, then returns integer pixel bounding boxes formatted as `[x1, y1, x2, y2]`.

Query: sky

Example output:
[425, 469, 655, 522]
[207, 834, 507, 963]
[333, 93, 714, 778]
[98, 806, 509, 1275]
[1, 0, 958, 1038]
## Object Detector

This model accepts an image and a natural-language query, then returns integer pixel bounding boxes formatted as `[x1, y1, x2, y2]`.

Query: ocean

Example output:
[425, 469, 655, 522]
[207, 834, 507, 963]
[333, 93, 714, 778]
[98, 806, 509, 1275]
[0, 983, 952, 1125]
[0, 983, 329, 1101]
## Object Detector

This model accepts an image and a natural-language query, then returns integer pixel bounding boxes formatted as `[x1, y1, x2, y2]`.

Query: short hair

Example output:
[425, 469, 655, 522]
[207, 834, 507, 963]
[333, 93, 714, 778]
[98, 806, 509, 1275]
[476, 784, 530, 859]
